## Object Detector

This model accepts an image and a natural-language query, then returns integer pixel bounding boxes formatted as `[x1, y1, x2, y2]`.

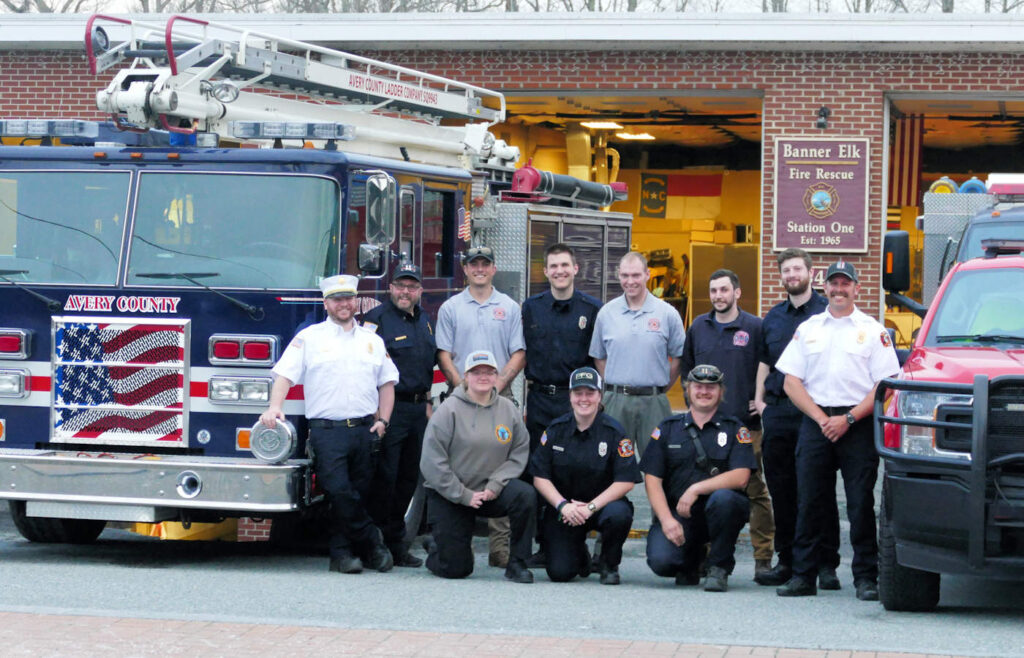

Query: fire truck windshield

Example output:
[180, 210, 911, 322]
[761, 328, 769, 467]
[927, 268, 1024, 346]
[0, 170, 128, 286]
[127, 172, 339, 290]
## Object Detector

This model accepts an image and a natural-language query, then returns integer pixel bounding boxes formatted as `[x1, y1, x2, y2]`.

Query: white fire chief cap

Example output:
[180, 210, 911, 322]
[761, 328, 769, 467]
[320, 274, 359, 299]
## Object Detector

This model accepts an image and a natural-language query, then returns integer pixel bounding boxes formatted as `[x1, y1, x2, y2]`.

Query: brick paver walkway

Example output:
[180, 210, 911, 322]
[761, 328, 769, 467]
[0, 612, 962, 657]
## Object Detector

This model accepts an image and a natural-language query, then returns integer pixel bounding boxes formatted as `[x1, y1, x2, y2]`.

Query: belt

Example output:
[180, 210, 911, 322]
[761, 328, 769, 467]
[528, 382, 570, 396]
[605, 384, 666, 396]
[395, 391, 431, 403]
[764, 393, 787, 405]
[308, 415, 375, 429]
[819, 405, 854, 416]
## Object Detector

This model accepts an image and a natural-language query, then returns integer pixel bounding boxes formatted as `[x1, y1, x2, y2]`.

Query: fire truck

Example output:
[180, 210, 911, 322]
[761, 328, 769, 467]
[0, 15, 631, 544]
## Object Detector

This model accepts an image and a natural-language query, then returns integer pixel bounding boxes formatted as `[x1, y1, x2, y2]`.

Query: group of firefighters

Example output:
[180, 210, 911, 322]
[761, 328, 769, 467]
[259, 241, 899, 600]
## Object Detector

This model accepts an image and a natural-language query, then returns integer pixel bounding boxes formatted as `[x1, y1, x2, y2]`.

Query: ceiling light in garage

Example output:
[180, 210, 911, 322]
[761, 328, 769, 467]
[581, 121, 624, 129]
[615, 132, 655, 140]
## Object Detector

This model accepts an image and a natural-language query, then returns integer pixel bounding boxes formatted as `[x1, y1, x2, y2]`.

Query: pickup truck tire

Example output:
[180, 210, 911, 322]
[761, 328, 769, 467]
[8, 501, 106, 544]
[878, 488, 940, 611]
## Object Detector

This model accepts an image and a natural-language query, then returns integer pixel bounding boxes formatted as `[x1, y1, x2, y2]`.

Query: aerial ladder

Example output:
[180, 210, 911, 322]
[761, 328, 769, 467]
[84, 14, 519, 169]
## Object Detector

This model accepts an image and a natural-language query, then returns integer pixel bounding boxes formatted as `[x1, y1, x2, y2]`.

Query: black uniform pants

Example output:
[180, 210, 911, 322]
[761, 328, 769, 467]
[792, 415, 879, 582]
[761, 399, 840, 568]
[367, 399, 428, 551]
[425, 481, 536, 579]
[543, 499, 633, 582]
[524, 389, 570, 547]
[308, 423, 380, 560]
[646, 489, 749, 577]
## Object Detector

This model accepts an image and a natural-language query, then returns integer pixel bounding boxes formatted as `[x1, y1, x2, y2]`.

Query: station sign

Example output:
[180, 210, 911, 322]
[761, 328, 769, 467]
[773, 136, 870, 253]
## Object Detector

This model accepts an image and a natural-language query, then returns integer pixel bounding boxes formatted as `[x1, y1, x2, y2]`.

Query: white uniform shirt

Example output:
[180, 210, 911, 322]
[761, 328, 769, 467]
[273, 319, 399, 420]
[775, 307, 900, 407]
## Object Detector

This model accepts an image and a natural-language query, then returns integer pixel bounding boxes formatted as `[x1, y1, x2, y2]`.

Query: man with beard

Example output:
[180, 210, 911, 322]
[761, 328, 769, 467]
[363, 263, 436, 568]
[642, 364, 755, 593]
[680, 269, 773, 583]
[260, 274, 398, 574]
[753, 248, 842, 589]
[774, 261, 900, 601]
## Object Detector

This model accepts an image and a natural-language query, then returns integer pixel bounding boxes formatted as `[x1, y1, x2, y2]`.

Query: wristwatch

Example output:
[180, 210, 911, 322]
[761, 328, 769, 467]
[587, 502, 597, 512]
[845, 412, 857, 426]
[377, 418, 390, 429]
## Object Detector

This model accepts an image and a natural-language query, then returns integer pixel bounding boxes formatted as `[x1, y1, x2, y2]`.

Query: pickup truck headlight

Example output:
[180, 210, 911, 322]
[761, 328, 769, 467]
[896, 391, 973, 459]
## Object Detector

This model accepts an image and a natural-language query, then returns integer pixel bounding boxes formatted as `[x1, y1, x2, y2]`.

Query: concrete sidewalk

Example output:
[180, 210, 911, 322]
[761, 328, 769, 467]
[0, 611, 961, 657]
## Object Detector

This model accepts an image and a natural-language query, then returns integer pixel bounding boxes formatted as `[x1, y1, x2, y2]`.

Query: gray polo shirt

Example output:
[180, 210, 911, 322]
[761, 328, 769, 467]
[436, 287, 525, 371]
[589, 291, 685, 387]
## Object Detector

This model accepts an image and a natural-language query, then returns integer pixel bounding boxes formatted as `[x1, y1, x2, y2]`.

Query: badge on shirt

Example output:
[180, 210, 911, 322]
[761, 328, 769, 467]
[650, 427, 661, 441]
[617, 438, 635, 458]
[493, 307, 506, 321]
[579, 315, 588, 330]
[540, 431, 548, 446]
[737, 427, 752, 444]
[857, 331, 866, 344]
[881, 330, 892, 347]
[598, 441, 607, 457]
[495, 424, 511, 444]
[733, 330, 750, 347]
[647, 318, 661, 332]
[717, 431, 728, 447]
[367, 342, 374, 354]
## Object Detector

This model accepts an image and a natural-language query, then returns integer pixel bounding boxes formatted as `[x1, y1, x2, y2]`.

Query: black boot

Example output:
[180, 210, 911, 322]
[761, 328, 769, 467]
[755, 561, 792, 586]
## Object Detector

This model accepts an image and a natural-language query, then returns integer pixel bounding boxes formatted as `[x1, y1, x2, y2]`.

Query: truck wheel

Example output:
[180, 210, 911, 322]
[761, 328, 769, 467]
[878, 492, 940, 611]
[8, 501, 106, 544]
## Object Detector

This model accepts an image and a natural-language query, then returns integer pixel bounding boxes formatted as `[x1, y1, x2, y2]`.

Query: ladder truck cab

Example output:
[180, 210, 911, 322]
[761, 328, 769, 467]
[0, 14, 524, 543]
[0, 15, 631, 546]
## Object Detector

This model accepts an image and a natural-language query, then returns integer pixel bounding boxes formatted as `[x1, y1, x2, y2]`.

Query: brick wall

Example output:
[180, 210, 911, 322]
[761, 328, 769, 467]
[5, 48, 1024, 314]
[237, 518, 273, 542]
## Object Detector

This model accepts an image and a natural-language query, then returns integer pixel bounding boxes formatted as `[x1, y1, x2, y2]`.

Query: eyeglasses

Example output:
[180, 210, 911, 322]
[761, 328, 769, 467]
[391, 282, 421, 292]
[688, 365, 724, 384]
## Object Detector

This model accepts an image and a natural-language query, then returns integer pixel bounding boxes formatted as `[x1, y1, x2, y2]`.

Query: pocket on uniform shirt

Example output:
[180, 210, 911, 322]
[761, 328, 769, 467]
[842, 341, 872, 361]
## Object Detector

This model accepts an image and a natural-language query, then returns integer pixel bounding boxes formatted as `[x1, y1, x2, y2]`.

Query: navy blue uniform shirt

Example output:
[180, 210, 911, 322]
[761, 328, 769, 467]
[529, 411, 641, 503]
[639, 411, 756, 508]
[362, 298, 437, 394]
[680, 310, 762, 429]
[757, 290, 827, 399]
[523, 290, 601, 386]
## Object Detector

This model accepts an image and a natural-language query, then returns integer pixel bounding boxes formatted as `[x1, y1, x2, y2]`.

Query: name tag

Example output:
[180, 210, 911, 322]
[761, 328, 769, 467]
[552, 445, 565, 452]
[668, 444, 681, 449]
[395, 335, 407, 341]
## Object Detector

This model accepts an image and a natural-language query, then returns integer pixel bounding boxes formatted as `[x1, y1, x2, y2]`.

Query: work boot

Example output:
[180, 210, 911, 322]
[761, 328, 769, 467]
[818, 566, 841, 590]
[488, 549, 510, 568]
[366, 529, 394, 572]
[755, 561, 792, 586]
[504, 560, 534, 584]
[855, 579, 879, 601]
[754, 558, 773, 583]
[526, 549, 547, 569]
[776, 575, 817, 597]
[390, 544, 423, 568]
[599, 566, 621, 586]
[329, 553, 363, 574]
[675, 570, 701, 586]
[704, 566, 729, 592]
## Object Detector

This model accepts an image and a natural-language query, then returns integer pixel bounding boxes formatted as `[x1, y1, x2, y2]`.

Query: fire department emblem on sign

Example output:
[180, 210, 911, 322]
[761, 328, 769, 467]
[803, 183, 839, 219]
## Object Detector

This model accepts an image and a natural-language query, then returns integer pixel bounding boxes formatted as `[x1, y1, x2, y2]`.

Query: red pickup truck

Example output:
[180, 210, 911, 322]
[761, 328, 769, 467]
[876, 232, 1024, 611]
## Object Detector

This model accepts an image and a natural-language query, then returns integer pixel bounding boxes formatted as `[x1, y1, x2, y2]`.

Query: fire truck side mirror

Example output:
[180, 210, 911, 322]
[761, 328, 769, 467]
[883, 230, 911, 293]
[358, 244, 385, 275]
[365, 172, 397, 247]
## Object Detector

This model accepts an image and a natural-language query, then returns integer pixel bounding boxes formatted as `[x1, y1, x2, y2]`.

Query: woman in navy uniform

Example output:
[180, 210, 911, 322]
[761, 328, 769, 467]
[530, 367, 641, 585]
[642, 364, 756, 592]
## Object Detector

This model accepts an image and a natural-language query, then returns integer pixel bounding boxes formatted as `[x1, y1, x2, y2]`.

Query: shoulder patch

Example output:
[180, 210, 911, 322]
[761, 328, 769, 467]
[540, 431, 548, 446]
[881, 330, 892, 347]
[650, 426, 661, 441]
[288, 337, 304, 349]
[617, 438, 635, 458]
[737, 427, 752, 444]
[362, 321, 378, 332]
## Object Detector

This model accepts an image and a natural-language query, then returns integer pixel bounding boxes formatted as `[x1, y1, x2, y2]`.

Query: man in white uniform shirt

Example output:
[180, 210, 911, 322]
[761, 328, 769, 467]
[773, 261, 899, 601]
[260, 274, 399, 575]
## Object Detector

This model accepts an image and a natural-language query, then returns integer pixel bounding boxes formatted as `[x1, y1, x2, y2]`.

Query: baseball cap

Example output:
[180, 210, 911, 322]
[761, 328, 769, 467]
[569, 366, 602, 391]
[687, 364, 724, 384]
[463, 350, 499, 373]
[462, 245, 495, 264]
[320, 274, 359, 299]
[825, 259, 859, 283]
[393, 262, 422, 283]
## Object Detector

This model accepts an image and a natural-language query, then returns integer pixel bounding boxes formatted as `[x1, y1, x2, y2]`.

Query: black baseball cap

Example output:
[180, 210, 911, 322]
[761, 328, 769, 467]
[687, 364, 724, 384]
[569, 366, 602, 391]
[825, 259, 859, 283]
[462, 245, 495, 264]
[393, 262, 422, 283]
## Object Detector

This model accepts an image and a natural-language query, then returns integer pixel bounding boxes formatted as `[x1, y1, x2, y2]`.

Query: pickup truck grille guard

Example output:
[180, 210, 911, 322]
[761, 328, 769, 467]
[875, 374, 1024, 571]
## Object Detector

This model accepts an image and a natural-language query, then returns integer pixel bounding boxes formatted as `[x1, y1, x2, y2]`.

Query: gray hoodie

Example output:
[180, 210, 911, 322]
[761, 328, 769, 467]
[420, 385, 529, 506]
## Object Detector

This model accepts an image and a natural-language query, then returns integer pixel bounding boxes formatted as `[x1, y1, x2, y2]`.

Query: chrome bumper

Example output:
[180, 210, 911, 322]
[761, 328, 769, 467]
[0, 449, 309, 514]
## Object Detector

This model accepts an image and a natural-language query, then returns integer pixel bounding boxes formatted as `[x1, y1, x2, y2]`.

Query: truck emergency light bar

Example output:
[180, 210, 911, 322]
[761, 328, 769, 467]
[229, 121, 356, 141]
[0, 120, 100, 139]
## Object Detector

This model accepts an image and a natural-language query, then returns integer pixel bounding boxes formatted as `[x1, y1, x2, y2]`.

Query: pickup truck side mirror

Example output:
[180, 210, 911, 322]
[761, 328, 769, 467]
[883, 231, 911, 293]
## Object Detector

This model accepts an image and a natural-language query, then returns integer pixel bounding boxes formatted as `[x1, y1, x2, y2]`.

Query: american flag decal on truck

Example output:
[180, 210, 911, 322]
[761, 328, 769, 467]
[52, 318, 189, 445]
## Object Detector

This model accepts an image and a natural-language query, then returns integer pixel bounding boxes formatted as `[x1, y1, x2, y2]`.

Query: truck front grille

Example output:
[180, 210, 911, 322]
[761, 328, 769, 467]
[936, 384, 1024, 460]
[51, 317, 189, 446]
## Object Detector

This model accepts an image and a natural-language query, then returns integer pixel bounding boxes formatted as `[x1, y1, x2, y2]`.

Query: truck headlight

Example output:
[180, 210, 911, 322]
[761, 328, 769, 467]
[0, 369, 29, 398]
[896, 391, 973, 459]
[208, 377, 271, 405]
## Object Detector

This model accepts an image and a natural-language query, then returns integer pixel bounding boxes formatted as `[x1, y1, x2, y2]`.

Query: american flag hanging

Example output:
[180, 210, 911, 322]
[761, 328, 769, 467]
[457, 207, 472, 242]
[888, 115, 924, 208]
[53, 321, 186, 444]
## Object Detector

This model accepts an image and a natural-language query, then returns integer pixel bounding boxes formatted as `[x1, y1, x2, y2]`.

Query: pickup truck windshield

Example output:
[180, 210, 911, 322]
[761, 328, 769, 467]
[927, 268, 1024, 345]
[127, 172, 339, 290]
[0, 171, 129, 285]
